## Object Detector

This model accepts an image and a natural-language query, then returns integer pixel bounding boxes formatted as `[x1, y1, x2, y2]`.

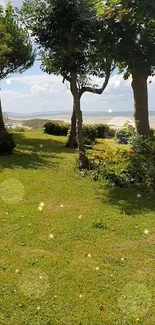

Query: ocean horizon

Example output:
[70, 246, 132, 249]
[4, 110, 155, 120]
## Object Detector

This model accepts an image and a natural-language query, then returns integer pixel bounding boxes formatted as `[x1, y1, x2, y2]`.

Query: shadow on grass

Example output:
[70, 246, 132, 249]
[14, 132, 73, 153]
[98, 185, 155, 216]
[0, 132, 75, 170]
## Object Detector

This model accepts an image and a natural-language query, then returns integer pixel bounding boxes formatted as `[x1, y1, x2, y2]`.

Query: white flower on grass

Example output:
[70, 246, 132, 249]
[79, 294, 83, 298]
[60, 204, 64, 208]
[39, 276, 43, 280]
[49, 234, 54, 239]
[15, 269, 19, 273]
[37, 306, 40, 310]
[38, 206, 43, 211]
[78, 215, 82, 219]
[5, 212, 8, 215]
[144, 229, 149, 235]
[137, 193, 141, 198]
[95, 267, 99, 271]
[40, 144, 43, 148]
[87, 254, 91, 258]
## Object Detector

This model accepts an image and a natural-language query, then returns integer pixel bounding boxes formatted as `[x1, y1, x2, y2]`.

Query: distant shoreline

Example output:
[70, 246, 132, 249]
[5, 114, 155, 129]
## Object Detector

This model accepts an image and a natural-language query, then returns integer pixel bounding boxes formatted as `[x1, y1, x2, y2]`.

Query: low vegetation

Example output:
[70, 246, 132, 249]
[44, 121, 115, 146]
[0, 131, 155, 325]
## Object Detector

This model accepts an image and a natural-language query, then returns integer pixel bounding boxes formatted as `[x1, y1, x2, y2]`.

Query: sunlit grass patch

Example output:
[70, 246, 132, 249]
[0, 131, 155, 325]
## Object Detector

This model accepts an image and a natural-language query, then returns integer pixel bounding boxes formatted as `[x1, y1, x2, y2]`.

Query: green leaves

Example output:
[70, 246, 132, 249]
[0, 3, 35, 80]
[21, 0, 112, 82]
[101, 0, 155, 76]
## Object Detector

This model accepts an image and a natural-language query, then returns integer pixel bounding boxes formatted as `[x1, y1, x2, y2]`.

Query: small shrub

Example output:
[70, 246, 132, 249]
[90, 134, 155, 189]
[115, 122, 135, 144]
[95, 124, 115, 138]
[43, 121, 69, 136]
[92, 219, 107, 229]
[0, 131, 16, 155]
[67, 124, 98, 148]
[83, 125, 97, 144]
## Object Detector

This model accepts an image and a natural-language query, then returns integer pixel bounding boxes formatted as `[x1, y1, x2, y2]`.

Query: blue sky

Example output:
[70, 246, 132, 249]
[1, 0, 155, 115]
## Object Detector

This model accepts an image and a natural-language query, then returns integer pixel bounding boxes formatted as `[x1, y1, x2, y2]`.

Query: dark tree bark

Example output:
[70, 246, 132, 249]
[66, 104, 77, 148]
[70, 72, 89, 169]
[131, 71, 150, 136]
[0, 94, 6, 132]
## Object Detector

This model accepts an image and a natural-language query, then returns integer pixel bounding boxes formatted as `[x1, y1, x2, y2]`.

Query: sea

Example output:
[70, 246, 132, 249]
[4, 110, 155, 120]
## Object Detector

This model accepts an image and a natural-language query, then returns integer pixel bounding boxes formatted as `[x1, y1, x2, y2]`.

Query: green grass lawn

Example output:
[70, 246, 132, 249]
[0, 131, 155, 325]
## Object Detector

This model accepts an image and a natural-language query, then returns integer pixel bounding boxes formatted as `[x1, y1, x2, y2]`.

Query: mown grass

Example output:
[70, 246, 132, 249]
[0, 131, 155, 325]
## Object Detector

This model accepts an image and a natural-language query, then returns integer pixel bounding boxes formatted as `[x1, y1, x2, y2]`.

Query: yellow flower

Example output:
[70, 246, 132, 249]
[136, 318, 140, 322]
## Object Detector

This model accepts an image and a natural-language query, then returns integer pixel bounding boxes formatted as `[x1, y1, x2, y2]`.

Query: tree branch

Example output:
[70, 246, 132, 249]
[62, 73, 71, 83]
[79, 66, 112, 97]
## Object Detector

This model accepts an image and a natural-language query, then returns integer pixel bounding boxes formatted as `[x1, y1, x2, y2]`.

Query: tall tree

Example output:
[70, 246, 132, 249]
[98, 0, 155, 136]
[0, 3, 35, 137]
[21, 0, 112, 168]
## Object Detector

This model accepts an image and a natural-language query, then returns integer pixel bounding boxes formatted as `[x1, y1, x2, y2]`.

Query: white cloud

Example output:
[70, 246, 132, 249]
[12, 74, 65, 88]
[2, 72, 155, 115]
[1, 90, 28, 100]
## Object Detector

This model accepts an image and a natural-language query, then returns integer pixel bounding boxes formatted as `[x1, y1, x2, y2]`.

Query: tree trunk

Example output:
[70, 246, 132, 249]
[0, 94, 6, 132]
[71, 104, 76, 137]
[70, 72, 89, 169]
[66, 104, 77, 148]
[131, 72, 150, 136]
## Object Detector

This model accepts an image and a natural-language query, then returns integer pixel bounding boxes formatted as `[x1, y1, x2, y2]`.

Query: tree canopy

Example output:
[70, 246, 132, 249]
[21, 0, 114, 167]
[99, 0, 155, 77]
[0, 3, 35, 80]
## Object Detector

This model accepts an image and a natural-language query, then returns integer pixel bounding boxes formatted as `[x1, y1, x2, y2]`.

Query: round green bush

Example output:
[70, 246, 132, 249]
[43, 121, 69, 136]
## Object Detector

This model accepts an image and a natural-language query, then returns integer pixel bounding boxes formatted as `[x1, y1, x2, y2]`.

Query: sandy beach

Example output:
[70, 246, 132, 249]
[33, 114, 155, 129]
[6, 115, 155, 129]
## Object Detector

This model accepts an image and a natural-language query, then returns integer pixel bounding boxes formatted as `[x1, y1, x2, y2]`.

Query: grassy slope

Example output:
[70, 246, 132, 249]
[0, 132, 155, 325]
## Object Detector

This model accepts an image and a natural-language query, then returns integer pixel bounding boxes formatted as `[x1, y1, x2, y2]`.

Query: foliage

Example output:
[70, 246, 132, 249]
[115, 122, 135, 144]
[90, 134, 155, 189]
[92, 219, 107, 229]
[0, 131, 15, 155]
[21, 0, 113, 168]
[83, 124, 115, 145]
[21, 0, 111, 79]
[83, 125, 97, 145]
[44, 121, 115, 145]
[43, 121, 69, 136]
[95, 123, 115, 138]
[99, 0, 155, 77]
[0, 3, 35, 79]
